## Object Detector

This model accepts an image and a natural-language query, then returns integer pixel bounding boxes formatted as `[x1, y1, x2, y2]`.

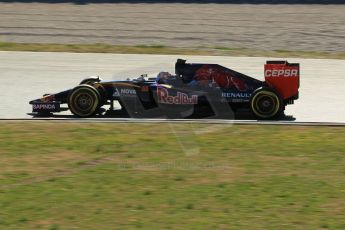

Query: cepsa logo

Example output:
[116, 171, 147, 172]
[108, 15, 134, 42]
[265, 68, 299, 77]
[157, 87, 198, 105]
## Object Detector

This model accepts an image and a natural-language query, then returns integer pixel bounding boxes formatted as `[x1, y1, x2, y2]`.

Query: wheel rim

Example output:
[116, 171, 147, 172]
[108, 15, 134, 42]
[255, 94, 276, 115]
[69, 87, 99, 117]
[251, 90, 280, 118]
[75, 92, 94, 111]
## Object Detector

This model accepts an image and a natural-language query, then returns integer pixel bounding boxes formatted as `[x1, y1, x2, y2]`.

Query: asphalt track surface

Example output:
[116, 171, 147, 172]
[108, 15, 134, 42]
[1, 3, 345, 52]
[0, 51, 344, 123]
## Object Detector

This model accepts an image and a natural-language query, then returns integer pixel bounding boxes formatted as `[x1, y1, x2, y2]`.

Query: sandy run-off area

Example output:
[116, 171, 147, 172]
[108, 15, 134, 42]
[0, 3, 344, 52]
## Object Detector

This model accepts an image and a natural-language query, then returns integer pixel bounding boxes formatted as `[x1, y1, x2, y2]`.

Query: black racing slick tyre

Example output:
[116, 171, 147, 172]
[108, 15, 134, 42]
[68, 84, 101, 117]
[250, 88, 283, 119]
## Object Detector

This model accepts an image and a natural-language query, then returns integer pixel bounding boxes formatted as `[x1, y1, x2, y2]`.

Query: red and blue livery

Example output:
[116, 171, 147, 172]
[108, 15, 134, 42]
[29, 59, 300, 119]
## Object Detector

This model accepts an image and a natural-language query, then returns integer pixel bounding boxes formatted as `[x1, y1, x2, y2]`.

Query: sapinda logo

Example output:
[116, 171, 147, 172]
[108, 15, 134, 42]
[33, 104, 56, 109]
[265, 68, 298, 77]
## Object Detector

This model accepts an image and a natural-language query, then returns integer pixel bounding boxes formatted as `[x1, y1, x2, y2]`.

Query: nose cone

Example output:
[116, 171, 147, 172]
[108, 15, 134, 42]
[29, 98, 41, 104]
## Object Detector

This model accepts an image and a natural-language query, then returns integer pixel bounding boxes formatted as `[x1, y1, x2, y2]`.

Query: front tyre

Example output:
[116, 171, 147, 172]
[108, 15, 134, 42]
[68, 84, 101, 117]
[250, 88, 283, 119]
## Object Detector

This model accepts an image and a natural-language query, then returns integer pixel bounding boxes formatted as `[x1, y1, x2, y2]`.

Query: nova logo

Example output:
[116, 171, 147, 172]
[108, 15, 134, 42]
[113, 88, 137, 97]
[120, 88, 136, 95]
[113, 89, 120, 97]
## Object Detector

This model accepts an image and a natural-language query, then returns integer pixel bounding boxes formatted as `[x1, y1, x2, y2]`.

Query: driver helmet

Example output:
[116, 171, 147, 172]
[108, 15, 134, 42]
[157, 71, 172, 84]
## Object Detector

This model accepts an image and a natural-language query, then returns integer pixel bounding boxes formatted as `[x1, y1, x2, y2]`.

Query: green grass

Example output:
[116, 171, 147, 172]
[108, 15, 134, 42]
[0, 122, 345, 229]
[1, 42, 345, 59]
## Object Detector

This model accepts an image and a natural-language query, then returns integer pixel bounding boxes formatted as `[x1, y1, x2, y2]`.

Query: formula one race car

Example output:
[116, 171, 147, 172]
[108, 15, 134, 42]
[30, 59, 299, 119]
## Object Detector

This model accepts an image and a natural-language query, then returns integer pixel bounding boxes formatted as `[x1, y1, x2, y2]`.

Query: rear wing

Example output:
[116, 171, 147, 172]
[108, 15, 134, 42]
[264, 61, 300, 100]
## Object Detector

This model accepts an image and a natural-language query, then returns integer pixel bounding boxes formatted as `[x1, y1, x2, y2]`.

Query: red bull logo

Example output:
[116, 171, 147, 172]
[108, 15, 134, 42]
[157, 88, 198, 105]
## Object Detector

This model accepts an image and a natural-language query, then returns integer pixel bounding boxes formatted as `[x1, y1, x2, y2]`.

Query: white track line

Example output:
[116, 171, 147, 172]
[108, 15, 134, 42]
[0, 118, 344, 126]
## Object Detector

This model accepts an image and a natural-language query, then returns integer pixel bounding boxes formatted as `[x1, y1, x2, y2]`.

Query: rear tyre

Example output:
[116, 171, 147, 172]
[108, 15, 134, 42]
[250, 88, 283, 119]
[68, 84, 101, 117]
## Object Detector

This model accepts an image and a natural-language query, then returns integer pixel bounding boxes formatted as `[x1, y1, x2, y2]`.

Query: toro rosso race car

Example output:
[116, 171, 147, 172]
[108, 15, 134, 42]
[30, 59, 299, 119]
